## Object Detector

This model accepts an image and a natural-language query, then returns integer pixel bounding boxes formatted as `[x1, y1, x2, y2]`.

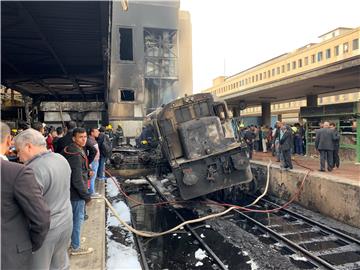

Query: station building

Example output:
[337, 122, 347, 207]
[201, 27, 360, 162]
[108, 1, 193, 137]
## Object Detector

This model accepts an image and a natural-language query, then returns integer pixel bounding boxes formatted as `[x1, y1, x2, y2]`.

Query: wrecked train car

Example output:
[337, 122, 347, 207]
[146, 93, 253, 200]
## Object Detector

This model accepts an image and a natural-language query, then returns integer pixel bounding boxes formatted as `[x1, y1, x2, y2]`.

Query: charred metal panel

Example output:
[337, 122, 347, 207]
[40, 101, 105, 125]
[179, 117, 227, 159]
[173, 146, 252, 200]
[40, 102, 105, 112]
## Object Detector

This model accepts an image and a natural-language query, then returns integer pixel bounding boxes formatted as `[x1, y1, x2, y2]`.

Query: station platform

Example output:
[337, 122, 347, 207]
[250, 152, 360, 228]
[252, 152, 360, 182]
[70, 181, 106, 270]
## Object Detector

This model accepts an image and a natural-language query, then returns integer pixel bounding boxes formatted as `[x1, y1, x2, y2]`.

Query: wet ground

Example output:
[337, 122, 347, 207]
[106, 177, 360, 270]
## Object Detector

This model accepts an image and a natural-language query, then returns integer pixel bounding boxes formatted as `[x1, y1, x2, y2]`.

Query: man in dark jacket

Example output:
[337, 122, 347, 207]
[1, 122, 50, 269]
[97, 126, 112, 180]
[62, 127, 93, 255]
[243, 126, 256, 159]
[56, 121, 97, 163]
[315, 121, 335, 171]
[329, 122, 340, 168]
[279, 123, 293, 170]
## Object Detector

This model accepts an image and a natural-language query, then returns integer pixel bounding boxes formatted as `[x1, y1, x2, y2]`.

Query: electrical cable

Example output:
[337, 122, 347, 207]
[103, 161, 311, 237]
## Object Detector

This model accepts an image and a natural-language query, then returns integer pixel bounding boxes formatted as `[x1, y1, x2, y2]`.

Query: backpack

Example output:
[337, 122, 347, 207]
[100, 134, 112, 157]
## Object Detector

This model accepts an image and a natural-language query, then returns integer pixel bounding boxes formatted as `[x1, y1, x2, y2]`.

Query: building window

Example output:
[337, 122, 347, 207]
[334, 45, 339, 56]
[256, 74, 258, 82]
[259, 73, 262, 80]
[317, 51, 323, 62]
[353, 39, 359, 50]
[119, 28, 134, 61]
[335, 95, 339, 102]
[281, 65, 285, 73]
[272, 68, 275, 76]
[120, 89, 135, 101]
[252, 76, 254, 83]
[326, 48, 331, 59]
[304, 57, 309, 65]
[276, 67, 280, 74]
[298, 59, 302, 68]
[292, 61, 296, 69]
[268, 70, 271, 77]
[287, 63, 290, 71]
[263, 72, 266, 79]
[311, 54, 316, 63]
[343, 42, 349, 53]
[144, 28, 178, 78]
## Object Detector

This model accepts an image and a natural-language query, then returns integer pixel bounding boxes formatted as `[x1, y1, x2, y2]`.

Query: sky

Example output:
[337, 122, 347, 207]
[180, 0, 360, 93]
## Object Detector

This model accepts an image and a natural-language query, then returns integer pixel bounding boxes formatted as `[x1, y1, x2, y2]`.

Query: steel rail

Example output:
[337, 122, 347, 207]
[130, 214, 150, 270]
[256, 196, 360, 245]
[232, 207, 337, 270]
[145, 176, 229, 270]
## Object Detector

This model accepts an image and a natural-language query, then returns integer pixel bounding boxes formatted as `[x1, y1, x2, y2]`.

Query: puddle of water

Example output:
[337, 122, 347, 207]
[258, 215, 295, 227]
[320, 251, 360, 265]
[289, 256, 316, 269]
[300, 239, 347, 252]
[284, 231, 329, 242]
[131, 191, 251, 270]
[194, 227, 252, 270]
[272, 223, 311, 233]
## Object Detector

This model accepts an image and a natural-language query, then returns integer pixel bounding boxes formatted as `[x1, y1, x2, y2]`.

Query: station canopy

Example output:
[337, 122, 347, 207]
[1, 1, 110, 102]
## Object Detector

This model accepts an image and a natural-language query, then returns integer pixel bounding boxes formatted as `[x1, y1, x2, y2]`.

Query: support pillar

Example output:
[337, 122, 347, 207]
[306, 94, 318, 107]
[232, 107, 241, 118]
[261, 102, 271, 127]
[23, 96, 32, 125]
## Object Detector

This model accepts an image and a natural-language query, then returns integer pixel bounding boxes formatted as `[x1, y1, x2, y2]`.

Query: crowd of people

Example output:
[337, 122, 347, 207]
[1, 120, 114, 270]
[237, 120, 340, 172]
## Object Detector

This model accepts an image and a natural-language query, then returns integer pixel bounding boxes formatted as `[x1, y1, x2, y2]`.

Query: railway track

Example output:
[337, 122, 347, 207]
[217, 195, 360, 270]
[144, 176, 230, 270]
[118, 176, 360, 269]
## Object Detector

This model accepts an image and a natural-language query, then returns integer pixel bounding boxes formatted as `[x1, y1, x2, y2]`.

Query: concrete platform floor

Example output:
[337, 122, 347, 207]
[252, 152, 360, 182]
[70, 181, 106, 270]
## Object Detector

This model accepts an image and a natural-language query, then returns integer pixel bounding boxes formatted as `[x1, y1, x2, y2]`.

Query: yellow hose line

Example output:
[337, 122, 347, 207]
[246, 159, 272, 207]
[103, 196, 236, 238]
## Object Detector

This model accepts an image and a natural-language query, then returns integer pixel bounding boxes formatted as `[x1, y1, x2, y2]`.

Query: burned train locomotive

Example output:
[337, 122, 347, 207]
[110, 93, 253, 200]
[152, 93, 253, 199]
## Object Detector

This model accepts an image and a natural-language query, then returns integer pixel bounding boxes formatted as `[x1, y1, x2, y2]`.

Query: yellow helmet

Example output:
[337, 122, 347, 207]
[106, 124, 112, 130]
[239, 123, 245, 128]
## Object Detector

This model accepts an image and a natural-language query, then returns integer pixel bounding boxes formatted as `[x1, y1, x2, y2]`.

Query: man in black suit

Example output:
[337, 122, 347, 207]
[279, 122, 293, 170]
[315, 121, 334, 171]
[1, 122, 50, 270]
[330, 122, 340, 169]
